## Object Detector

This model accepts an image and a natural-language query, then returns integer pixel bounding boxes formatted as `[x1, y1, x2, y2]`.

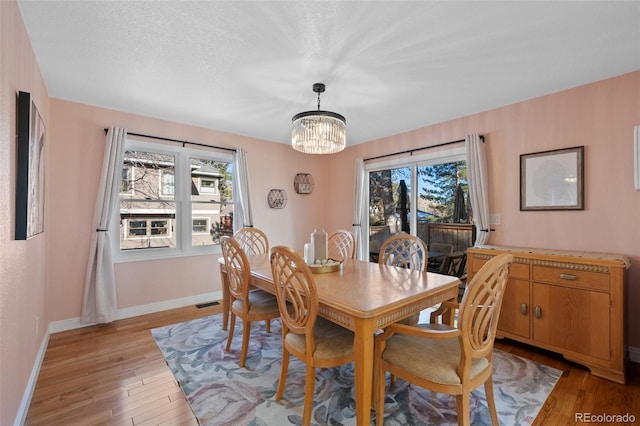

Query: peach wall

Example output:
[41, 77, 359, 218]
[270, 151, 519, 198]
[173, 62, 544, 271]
[0, 1, 49, 424]
[327, 71, 640, 348]
[46, 99, 334, 319]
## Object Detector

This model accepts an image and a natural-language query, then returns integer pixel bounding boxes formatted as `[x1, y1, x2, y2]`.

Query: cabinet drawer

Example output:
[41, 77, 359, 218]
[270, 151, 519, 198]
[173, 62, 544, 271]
[532, 265, 609, 291]
[470, 256, 529, 280]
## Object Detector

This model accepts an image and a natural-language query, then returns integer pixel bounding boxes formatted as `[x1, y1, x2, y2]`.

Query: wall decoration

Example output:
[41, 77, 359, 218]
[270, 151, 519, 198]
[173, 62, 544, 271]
[267, 189, 287, 209]
[293, 172, 314, 194]
[15, 91, 46, 239]
[520, 146, 584, 211]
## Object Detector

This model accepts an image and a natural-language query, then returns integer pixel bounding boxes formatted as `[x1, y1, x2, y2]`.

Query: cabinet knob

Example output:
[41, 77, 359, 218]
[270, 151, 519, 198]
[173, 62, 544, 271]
[534, 305, 542, 319]
[520, 303, 528, 315]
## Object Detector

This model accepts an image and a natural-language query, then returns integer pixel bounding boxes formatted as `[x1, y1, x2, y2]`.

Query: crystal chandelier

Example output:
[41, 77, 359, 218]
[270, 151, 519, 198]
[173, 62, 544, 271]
[291, 83, 346, 154]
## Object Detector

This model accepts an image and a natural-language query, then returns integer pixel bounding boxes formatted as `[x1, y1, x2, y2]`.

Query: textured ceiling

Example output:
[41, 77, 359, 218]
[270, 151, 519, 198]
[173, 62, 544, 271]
[17, 1, 640, 147]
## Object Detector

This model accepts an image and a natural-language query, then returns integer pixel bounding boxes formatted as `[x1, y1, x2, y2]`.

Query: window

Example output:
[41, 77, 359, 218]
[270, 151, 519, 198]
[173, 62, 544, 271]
[114, 140, 234, 262]
[365, 147, 469, 260]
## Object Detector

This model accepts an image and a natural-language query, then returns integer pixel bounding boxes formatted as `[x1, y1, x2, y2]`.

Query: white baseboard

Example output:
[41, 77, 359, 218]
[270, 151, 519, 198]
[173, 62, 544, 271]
[14, 332, 49, 426]
[48, 291, 222, 334]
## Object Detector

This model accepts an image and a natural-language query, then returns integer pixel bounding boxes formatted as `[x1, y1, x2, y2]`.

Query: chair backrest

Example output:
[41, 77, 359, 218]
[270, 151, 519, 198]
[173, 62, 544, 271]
[220, 237, 251, 302]
[430, 243, 454, 254]
[234, 227, 269, 255]
[328, 230, 355, 261]
[270, 246, 319, 338]
[458, 253, 513, 361]
[378, 234, 428, 271]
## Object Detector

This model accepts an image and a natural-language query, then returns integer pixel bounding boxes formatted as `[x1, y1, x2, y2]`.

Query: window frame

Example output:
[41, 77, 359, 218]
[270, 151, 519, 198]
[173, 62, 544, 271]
[112, 139, 234, 263]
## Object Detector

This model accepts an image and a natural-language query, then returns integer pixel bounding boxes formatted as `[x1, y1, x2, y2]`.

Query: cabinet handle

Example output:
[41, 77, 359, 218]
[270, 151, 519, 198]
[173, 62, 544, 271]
[520, 303, 528, 315]
[559, 273, 578, 280]
[534, 305, 542, 319]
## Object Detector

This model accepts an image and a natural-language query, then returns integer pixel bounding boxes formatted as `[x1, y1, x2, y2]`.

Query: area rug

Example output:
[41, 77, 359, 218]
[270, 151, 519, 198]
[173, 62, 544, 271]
[151, 314, 562, 425]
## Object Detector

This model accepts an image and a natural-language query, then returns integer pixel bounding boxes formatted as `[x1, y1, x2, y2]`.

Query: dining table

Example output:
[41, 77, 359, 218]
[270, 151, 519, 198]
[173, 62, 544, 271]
[219, 254, 460, 426]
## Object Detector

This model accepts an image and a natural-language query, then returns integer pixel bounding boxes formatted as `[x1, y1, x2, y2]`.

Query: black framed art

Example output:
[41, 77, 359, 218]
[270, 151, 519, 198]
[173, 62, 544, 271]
[15, 91, 46, 239]
[520, 146, 584, 211]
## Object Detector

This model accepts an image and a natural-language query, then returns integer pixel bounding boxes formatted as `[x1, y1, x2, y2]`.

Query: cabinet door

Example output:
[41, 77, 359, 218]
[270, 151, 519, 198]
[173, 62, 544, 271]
[532, 283, 610, 360]
[497, 278, 530, 338]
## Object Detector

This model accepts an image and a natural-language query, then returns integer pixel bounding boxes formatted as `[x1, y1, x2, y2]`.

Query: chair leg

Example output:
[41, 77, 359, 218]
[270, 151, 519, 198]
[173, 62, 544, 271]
[484, 377, 499, 426]
[456, 392, 471, 426]
[276, 350, 289, 400]
[302, 364, 316, 426]
[239, 320, 251, 367]
[265, 319, 271, 333]
[225, 314, 236, 352]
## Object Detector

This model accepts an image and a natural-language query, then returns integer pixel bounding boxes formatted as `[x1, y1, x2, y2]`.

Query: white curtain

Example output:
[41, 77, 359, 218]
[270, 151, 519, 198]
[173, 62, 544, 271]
[465, 133, 491, 246]
[81, 127, 127, 324]
[352, 158, 367, 260]
[233, 147, 253, 231]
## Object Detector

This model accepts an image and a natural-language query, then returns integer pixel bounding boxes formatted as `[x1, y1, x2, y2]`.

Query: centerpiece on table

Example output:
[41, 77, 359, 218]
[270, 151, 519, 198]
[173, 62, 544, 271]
[304, 229, 342, 273]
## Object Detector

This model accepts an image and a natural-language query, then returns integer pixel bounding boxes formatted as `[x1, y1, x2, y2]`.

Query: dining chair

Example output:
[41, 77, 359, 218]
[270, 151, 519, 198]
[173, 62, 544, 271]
[233, 226, 270, 255]
[378, 233, 429, 325]
[378, 233, 429, 271]
[373, 253, 514, 426]
[328, 229, 356, 261]
[221, 237, 281, 368]
[270, 246, 355, 426]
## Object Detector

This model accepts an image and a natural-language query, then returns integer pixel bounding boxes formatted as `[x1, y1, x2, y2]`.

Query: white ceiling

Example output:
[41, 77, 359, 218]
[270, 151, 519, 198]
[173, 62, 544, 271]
[17, 1, 640, 147]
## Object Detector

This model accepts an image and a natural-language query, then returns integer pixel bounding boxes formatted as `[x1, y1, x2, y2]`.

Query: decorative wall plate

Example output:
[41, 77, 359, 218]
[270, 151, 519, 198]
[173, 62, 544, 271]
[293, 173, 314, 194]
[267, 189, 287, 209]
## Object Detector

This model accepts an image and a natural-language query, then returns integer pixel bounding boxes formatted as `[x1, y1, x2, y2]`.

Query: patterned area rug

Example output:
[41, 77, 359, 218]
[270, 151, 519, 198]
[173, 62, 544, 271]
[151, 314, 561, 426]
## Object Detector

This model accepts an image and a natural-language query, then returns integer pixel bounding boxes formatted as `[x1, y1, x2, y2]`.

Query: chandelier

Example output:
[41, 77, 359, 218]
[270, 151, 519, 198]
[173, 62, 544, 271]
[291, 83, 346, 154]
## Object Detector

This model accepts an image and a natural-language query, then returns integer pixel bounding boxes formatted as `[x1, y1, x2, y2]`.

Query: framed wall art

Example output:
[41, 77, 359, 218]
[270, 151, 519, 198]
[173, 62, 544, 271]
[15, 91, 46, 239]
[520, 146, 584, 211]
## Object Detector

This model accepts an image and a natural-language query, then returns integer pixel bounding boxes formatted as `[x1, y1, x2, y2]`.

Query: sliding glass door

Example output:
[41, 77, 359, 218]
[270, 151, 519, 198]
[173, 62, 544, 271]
[365, 147, 469, 262]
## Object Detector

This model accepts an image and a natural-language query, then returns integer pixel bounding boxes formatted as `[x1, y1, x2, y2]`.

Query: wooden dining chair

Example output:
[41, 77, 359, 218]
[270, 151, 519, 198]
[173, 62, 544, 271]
[328, 229, 355, 261]
[378, 234, 429, 325]
[373, 253, 513, 426]
[378, 233, 429, 271]
[233, 226, 269, 255]
[221, 237, 281, 368]
[270, 246, 355, 426]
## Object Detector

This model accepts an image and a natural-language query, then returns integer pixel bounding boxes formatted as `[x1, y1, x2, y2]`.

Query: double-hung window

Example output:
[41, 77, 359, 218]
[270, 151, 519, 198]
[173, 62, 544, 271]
[113, 139, 234, 262]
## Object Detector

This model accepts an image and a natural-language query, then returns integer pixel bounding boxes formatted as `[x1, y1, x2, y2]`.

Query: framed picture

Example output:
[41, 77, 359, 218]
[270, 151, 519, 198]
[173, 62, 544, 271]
[520, 146, 584, 211]
[15, 91, 46, 239]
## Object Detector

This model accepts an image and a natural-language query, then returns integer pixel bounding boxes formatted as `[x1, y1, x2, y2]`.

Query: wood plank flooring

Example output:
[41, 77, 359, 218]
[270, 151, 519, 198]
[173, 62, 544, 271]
[25, 304, 640, 425]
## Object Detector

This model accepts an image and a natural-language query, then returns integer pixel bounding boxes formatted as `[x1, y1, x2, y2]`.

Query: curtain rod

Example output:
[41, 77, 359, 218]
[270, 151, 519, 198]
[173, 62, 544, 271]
[103, 128, 236, 153]
[364, 135, 484, 162]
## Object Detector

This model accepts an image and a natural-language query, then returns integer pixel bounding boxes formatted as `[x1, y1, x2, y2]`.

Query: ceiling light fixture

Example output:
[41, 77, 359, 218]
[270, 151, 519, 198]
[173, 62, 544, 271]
[291, 83, 346, 154]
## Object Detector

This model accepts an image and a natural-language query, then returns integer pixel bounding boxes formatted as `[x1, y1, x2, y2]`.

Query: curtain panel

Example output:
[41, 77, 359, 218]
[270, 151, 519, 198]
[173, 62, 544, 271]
[352, 158, 366, 260]
[81, 126, 126, 324]
[465, 133, 491, 246]
[233, 147, 253, 231]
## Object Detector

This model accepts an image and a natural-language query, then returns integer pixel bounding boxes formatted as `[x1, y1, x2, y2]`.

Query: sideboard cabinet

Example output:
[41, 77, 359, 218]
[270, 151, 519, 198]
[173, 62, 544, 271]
[467, 245, 629, 384]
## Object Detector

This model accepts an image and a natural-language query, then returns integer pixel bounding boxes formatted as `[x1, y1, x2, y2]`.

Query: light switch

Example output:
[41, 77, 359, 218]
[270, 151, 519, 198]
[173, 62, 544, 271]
[489, 213, 501, 225]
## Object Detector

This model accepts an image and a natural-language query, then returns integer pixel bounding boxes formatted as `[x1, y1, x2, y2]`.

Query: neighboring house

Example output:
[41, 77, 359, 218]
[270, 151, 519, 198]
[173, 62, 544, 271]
[119, 152, 232, 250]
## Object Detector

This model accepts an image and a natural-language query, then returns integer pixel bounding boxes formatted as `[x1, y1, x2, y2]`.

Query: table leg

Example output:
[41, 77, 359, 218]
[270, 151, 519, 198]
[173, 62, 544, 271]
[354, 319, 376, 426]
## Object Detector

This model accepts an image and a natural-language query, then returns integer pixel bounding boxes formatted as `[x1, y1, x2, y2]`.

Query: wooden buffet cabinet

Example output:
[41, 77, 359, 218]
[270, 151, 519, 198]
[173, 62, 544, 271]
[467, 245, 630, 384]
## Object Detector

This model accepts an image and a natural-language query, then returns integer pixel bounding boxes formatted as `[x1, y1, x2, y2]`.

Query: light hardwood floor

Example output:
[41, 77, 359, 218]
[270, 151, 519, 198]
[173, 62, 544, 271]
[25, 304, 640, 425]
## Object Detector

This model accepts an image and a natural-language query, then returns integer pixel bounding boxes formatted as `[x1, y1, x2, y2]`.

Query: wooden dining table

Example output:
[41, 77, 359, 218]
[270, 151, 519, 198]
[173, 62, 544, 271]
[219, 255, 460, 426]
